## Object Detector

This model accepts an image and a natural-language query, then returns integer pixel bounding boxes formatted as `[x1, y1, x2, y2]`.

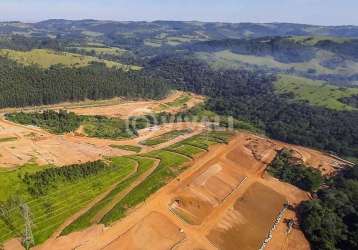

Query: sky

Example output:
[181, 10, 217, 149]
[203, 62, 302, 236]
[0, 0, 357, 26]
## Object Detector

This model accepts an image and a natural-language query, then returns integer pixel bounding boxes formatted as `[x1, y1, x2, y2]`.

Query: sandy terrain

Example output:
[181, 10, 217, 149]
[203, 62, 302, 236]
[67, 91, 204, 118]
[0, 91, 204, 119]
[4, 132, 347, 250]
[207, 182, 287, 250]
[102, 212, 186, 250]
[0, 117, 205, 168]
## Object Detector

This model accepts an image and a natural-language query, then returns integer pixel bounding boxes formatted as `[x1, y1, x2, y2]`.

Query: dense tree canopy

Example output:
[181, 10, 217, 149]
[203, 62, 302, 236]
[0, 57, 169, 108]
[149, 56, 358, 158]
[267, 149, 323, 192]
[298, 165, 358, 250]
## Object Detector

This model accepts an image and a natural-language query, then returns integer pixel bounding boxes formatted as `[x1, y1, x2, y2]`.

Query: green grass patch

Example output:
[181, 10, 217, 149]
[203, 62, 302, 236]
[60, 156, 154, 235]
[0, 158, 136, 245]
[168, 144, 205, 158]
[140, 129, 192, 146]
[100, 151, 189, 225]
[197, 50, 358, 76]
[0, 49, 139, 70]
[275, 74, 358, 110]
[81, 116, 136, 139]
[0, 137, 17, 143]
[159, 93, 191, 111]
[169, 131, 234, 152]
[109, 144, 142, 153]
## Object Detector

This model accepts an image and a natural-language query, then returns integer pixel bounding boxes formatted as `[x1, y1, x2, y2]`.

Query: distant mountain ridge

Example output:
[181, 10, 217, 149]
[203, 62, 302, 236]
[2, 19, 358, 40]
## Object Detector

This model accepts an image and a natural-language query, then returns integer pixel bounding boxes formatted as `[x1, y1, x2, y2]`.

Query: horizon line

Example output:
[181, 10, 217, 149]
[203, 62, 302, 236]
[1, 18, 358, 27]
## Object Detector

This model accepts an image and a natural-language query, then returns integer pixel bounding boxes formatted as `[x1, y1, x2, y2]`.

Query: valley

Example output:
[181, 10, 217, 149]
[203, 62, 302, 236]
[0, 17, 357, 250]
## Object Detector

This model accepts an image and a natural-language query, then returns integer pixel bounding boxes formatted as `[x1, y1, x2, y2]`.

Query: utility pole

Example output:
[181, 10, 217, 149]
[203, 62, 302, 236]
[20, 203, 34, 250]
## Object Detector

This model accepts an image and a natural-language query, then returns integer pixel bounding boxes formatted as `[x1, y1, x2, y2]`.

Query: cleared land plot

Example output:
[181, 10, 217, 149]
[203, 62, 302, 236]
[0, 157, 136, 244]
[168, 144, 205, 158]
[275, 74, 358, 110]
[225, 134, 278, 174]
[207, 182, 287, 250]
[100, 150, 189, 225]
[140, 129, 192, 146]
[109, 144, 142, 153]
[102, 212, 185, 250]
[0, 49, 139, 70]
[63, 91, 202, 118]
[170, 162, 246, 225]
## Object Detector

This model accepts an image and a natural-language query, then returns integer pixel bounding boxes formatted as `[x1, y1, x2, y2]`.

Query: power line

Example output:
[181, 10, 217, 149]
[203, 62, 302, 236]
[20, 203, 34, 250]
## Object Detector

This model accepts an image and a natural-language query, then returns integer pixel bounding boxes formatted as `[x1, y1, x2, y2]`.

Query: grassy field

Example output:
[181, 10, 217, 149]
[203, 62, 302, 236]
[275, 74, 358, 110]
[140, 129, 192, 146]
[175, 134, 221, 150]
[159, 94, 191, 110]
[0, 49, 140, 70]
[167, 131, 233, 157]
[0, 158, 136, 245]
[100, 150, 189, 225]
[61, 156, 154, 235]
[82, 116, 135, 139]
[168, 144, 205, 158]
[288, 36, 352, 45]
[197, 50, 358, 76]
[109, 144, 142, 153]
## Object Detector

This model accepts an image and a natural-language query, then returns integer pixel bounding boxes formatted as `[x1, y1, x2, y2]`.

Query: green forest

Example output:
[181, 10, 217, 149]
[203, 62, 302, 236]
[0, 57, 169, 108]
[149, 57, 358, 158]
[267, 149, 323, 192]
[298, 165, 358, 250]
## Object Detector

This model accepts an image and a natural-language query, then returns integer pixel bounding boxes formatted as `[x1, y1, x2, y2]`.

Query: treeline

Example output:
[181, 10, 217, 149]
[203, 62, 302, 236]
[185, 37, 316, 63]
[298, 165, 358, 250]
[0, 57, 170, 108]
[339, 95, 358, 108]
[6, 111, 139, 138]
[0, 34, 61, 51]
[22, 161, 108, 197]
[267, 149, 323, 192]
[148, 56, 358, 158]
[5, 110, 81, 134]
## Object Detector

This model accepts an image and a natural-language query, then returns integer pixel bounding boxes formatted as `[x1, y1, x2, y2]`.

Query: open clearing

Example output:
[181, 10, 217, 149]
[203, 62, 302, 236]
[0, 116, 204, 168]
[0, 91, 205, 169]
[0, 91, 204, 119]
[275, 74, 358, 110]
[18, 132, 348, 250]
[207, 182, 287, 250]
[197, 49, 358, 76]
[65, 91, 204, 118]
[0, 49, 139, 70]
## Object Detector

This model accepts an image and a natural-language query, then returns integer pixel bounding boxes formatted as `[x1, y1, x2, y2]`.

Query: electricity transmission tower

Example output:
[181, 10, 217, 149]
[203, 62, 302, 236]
[20, 203, 34, 250]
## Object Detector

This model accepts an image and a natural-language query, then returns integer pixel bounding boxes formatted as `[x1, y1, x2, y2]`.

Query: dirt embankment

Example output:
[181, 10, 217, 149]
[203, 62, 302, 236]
[22, 132, 347, 250]
[0, 91, 204, 119]
[0, 118, 204, 169]
[3, 129, 348, 250]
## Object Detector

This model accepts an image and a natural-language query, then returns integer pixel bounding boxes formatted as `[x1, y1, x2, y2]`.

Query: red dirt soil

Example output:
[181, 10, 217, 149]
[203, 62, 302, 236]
[5, 132, 347, 250]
